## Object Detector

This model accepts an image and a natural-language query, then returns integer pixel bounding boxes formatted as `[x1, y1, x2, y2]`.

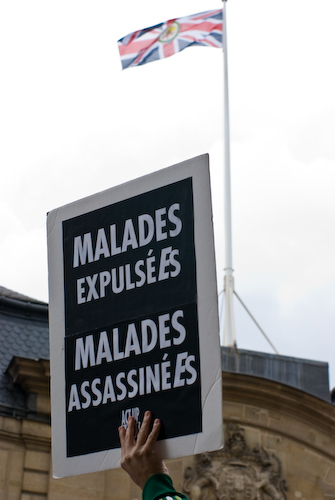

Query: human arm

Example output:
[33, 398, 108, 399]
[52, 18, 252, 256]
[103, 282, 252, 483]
[143, 473, 189, 500]
[118, 410, 189, 500]
[118, 410, 168, 490]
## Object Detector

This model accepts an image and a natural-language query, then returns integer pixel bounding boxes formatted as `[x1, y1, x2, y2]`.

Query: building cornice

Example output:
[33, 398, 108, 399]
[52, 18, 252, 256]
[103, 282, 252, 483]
[222, 371, 335, 460]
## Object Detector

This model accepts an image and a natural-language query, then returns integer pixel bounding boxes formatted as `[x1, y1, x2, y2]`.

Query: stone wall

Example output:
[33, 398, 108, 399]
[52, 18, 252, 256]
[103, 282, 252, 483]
[179, 373, 335, 500]
[1, 372, 334, 500]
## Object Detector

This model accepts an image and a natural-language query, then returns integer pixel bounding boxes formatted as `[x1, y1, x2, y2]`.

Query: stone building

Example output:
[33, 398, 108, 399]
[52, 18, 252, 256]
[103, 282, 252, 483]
[0, 286, 334, 499]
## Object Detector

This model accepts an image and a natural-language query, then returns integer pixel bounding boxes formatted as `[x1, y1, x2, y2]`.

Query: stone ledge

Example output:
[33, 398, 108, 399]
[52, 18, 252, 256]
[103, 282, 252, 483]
[6, 357, 50, 396]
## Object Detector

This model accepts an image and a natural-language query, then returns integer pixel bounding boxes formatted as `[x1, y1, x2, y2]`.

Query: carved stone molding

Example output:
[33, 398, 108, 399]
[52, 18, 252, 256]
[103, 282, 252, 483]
[183, 424, 288, 500]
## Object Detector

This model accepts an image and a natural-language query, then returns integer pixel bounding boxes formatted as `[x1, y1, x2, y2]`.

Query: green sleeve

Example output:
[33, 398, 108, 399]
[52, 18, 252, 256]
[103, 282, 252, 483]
[142, 474, 189, 500]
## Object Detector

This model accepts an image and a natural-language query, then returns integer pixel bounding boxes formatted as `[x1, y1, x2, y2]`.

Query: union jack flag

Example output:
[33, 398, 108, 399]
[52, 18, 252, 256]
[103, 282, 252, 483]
[118, 9, 223, 70]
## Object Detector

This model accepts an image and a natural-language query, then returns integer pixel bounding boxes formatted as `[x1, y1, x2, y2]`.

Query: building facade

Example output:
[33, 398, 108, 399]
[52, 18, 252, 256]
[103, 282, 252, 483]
[1, 286, 334, 500]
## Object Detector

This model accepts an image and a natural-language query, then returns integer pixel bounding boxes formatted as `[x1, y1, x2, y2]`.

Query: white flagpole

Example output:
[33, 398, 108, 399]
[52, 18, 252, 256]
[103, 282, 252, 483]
[222, 0, 236, 347]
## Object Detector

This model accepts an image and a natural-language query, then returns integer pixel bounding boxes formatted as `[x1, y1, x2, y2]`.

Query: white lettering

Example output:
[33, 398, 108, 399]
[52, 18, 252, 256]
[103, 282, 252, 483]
[124, 323, 141, 357]
[138, 214, 154, 246]
[159, 313, 171, 349]
[96, 331, 113, 365]
[92, 378, 102, 406]
[75, 335, 95, 370]
[146, 364, 160, 393]
[81, 380, 91, 409]
[155, 208, 167, 241]
[173, 352, 188, 387]
[112, 267, 124, 294]
[99, 271, 111, 298]
[102, 375, 116, 404]
[158, 246, 171, 281]
[94, 228, 110, 261]
[110, 224, 121, 255]
[127, 369, 138, 398]
[113, 328, 125, 360]
[161, 360, 171, 390]
[169, 249, 181, 277]
[172, 310, 186, 345]
[116, 372, 127, 401]
[73, 233, 93, 268]
[125, 263, 135, 290]
[122, 219, 138, 252]
[146, 256, 156, 284]
[168, 203, 182, 237]
[86, 274, 99, 301]
[186, 354, 197, 385]
[141, 319, 157, 353]
[68, 384, 81, 412]
[77, 277, 86, 304]
[135, 260, 146, 287]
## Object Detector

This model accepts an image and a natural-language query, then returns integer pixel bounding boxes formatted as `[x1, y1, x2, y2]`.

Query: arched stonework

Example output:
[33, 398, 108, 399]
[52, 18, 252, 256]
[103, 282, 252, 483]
[182, 423, 287, 500]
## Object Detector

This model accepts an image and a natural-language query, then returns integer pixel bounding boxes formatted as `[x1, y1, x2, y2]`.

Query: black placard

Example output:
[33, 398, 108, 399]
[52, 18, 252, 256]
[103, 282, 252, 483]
[62, 178, 201, 457]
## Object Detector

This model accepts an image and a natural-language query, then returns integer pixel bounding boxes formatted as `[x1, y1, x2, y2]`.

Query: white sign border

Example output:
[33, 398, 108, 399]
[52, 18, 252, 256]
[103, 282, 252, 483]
[47, 154, 223, 478]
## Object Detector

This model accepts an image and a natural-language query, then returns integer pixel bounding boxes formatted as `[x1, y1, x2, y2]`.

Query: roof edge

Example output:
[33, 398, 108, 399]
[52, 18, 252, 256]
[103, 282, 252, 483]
[0, 295, 48, 322]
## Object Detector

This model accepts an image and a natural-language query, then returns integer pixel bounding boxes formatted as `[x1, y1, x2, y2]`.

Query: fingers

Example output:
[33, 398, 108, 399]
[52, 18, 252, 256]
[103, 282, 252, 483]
[118, 411, 161, 453]
[136, 411, 152, 446]
[146, 418, 161, 447]
[125, 416, 136, 448]
[119, 425, 126, 447]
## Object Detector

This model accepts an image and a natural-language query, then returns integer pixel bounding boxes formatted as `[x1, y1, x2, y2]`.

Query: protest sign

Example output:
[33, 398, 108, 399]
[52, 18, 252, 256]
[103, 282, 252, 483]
[47, 154, 223, 478]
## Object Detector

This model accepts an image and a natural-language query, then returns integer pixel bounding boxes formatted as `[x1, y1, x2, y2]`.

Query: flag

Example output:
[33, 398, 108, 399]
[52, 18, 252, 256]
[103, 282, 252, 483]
[118, 9, 223, 70]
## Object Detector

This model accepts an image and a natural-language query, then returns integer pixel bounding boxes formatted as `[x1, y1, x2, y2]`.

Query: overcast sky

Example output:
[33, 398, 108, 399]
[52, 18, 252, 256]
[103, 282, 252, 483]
[0, 0, 334, 388]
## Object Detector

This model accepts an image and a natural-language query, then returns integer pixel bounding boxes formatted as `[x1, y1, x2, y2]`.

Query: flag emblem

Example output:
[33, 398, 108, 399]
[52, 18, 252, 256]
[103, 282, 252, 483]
[159, 22, 180, 44]
[118, 9, 223, 70]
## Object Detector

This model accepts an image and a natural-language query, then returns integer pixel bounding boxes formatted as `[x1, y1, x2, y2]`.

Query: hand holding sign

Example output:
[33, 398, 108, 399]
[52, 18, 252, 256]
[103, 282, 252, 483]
[119, 411, 169, 490]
